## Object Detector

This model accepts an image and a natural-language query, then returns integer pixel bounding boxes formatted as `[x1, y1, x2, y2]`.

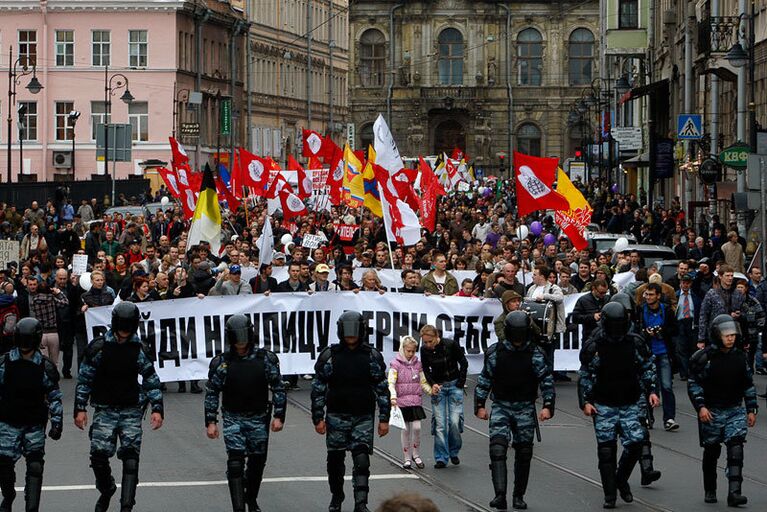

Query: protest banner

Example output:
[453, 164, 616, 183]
[86, 292, 589, 382]
[0, 240, 19, 270]
[72, 254, 89, 276]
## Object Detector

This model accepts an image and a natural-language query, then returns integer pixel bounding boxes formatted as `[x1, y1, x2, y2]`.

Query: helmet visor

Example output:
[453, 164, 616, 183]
[718, 321, 739, 337]
[227, 325, 251, 345]
[340, 318, 363, 339]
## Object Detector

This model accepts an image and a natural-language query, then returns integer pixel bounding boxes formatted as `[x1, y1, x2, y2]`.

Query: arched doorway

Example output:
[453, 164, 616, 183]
[433, 119, 465, 156]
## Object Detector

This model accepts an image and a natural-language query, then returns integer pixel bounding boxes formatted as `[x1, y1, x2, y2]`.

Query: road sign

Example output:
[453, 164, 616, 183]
[699, 158, 720, 185]
[96, 124, 132, 162]
[677, 114, 703, 140]
[180, 122, 199, 137]
[611, 127, 643, 151]
[719, 143, 750, 169]
[220, 98, 231, 136]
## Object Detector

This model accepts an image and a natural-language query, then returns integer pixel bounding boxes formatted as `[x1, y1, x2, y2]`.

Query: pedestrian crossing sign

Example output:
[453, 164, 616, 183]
[677, 114, 703, 140]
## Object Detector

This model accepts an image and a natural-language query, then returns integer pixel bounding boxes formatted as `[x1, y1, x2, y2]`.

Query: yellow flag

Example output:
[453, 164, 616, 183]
[362, 145, 382, 217]
[343, 144, 364, 207]
[554, 168, 592, 250]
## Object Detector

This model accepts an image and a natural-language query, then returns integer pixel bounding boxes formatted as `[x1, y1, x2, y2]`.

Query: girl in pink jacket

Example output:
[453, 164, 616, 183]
[388, 336, 432, 469]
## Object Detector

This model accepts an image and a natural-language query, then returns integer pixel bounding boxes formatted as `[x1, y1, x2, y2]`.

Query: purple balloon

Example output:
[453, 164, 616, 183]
[530, 221, 543, 236]
[611, 183, 619, 193]
[543, 233, 557, 246]
[483, 187, 493, 198]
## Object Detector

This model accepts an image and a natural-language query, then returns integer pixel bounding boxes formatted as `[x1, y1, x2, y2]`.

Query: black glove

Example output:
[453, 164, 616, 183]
[48, 422, 62, 441]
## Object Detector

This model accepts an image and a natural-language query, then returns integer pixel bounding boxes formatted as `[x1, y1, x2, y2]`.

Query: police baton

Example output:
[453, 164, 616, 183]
[533, 407, 542, 443]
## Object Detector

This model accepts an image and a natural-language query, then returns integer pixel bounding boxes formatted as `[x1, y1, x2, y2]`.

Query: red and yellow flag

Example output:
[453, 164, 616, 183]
[554, 168, 592, 251]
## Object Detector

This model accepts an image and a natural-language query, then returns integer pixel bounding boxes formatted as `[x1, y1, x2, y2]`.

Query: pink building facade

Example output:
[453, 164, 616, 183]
[0, 0, 246, 183]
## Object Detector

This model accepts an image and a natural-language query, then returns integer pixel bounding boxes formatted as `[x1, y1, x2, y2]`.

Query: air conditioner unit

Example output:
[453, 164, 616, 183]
[52, 151, 72, 168]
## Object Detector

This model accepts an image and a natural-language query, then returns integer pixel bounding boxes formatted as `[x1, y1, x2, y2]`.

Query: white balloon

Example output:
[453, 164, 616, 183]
[160, 196, 169, 206]
[516, 225, 529, 239]
[280, 234, 293, 247]
[613, 237, 629, 252]
[79, 272, 92, 292]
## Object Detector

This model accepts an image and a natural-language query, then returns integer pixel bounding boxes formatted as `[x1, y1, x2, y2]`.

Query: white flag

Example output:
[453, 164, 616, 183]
[373, 114, 403, 175]
[258, 216, 274, 267]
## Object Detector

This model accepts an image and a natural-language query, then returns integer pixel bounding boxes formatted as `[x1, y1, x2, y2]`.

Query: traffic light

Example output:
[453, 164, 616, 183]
[499, 154, 506, 177]
[574, 147, 583, 160]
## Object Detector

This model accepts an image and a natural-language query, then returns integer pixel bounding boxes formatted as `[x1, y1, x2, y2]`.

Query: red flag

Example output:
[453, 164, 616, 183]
[391, 169, 420, 211]
[157, 167, 181, 199]
[174, 164, 198, 219]
[267, 173, 293, 199]
[288, 155, 312, 199]
[418, 156, 446, 196]
[324, 140, 344, 205]
[215, 174, 241, 211]
[279, 187, 308, 220]
[308, 156, 323, 170]
[237, 148, 271, 196]
[450, 147, 468, 161]
[514, 151, 571, 217]
[168, 137, 190, 167]
[302, 129, 324, 158]
[420, 185, 438, 232]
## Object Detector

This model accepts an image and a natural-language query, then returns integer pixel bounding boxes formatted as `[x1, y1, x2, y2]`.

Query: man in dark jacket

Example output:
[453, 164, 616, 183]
[572, 279, 609, 341]
[420, 325, 468, 469]
[674, 273, 702, 380]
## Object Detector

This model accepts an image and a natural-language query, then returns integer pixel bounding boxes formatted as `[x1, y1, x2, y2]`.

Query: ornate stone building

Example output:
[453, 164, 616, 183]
[349, 0, 599, 173]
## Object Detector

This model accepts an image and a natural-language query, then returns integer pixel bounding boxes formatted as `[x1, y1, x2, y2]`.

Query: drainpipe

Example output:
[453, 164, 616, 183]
[498, 4, 512, 176]
[647, 0, 656, 207]
[195, 5, 211, 170]
[245, 1, 252, 152]
[736, 0, 747, 235]
[307, 2, 313, 130]
[684, 3, 694, 210]
[329, 2, 334, 132]
[40, 0, 49, 181]
[710, 0, 719, 218]
[387, 4, 404, 125]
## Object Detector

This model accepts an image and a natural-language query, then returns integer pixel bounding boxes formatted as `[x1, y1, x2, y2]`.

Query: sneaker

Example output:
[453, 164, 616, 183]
[757, 368, 767, 376]
[434, 461, 447, 469]
[403, 460, 412, 469]
[664, 419, 680, 432]
[302, 374, 314, 380]
[450, 456, 460, 465]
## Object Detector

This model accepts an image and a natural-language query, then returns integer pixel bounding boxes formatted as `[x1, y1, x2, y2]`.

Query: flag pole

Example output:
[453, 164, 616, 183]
[377, 184, 399, 293]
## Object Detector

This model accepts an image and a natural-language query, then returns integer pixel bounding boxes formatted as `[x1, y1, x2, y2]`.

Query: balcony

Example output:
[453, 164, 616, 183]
[698, 16, 740, 56]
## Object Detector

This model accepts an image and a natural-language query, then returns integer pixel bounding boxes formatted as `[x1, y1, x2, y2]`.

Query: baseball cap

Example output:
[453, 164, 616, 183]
[681, 272, 694, 282]
[229, 264, 242, 274]
[699, 257, 711, 265]
[315, 263, 330, 274]
[273, 252, 286, 261]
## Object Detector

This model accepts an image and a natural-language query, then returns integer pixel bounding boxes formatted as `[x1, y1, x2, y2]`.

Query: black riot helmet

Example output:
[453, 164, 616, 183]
[504, 311, 531, 345]
[609, 292, 633, 314]
[14, 317, 43, 352]
[710, 314, 739, 347]
[601, 302, 630, 339]
[337, 311, 366, 342]
[225, 314, 254, 348]
[111, 301, 140, 335]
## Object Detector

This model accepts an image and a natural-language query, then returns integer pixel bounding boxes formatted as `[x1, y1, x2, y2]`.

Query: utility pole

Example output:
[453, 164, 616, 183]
[306, 2, 313, 130]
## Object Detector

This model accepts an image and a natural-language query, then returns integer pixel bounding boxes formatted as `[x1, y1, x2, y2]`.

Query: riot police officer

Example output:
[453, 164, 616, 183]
[74, 301, 164, 512]
[475, 311, 555, 511]
[579, 302, 659, 509]
[311, 311, 391, 512]
[688, 314, 758, 506]
[205, 314, 287, 512]
[0, 318, 62, 512]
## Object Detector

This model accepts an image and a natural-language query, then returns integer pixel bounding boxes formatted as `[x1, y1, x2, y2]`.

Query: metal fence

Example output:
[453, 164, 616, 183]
[0, 177, 150, 208]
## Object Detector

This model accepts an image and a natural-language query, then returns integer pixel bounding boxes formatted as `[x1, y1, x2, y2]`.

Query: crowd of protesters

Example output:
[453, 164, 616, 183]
[0, 176, 765, 397]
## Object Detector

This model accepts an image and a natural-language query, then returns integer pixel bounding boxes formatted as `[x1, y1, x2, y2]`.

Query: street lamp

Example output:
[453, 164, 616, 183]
[17, 103, 26, 177]
[103, 65, 133, 206]
[615, 74, 631, 96]
[68, 111, 80, 179]
[6, 46, 42, 183]
[726, 42, 749, 68]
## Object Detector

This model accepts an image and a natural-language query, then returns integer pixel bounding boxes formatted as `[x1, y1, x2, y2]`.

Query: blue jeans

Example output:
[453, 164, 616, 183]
[655, 354, 676, 422]
[430, 380, 464, 463]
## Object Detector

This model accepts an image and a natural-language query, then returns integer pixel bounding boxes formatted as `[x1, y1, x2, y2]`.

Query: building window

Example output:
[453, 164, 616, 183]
[91, 101, 107, 140]
[129, 30, 148, 67]
[92, 30, 110, 66]
[18, 30, 37, 67]
[360, 123, 374, 149]
[517, 123, 542, 156]
[619, 0, 639, 29]
[55, 102, 75, 141]
[18, 101, 37, 141]
[438, 28, 464, 85]
[55, 30, 74, 66]
[569, 29, 594, 86]
[517, 29, 543, 86]
[129, 102, 149, 142]
[359, 29, 385, 87]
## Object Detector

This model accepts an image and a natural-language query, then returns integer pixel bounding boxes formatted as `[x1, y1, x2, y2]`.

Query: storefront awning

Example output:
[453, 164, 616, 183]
[619, 79, 669, 105]
[621, 152, 650, 167]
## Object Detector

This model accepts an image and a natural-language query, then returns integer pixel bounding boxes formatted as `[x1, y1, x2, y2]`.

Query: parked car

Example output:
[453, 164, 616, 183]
[612, 245, 677, 268]
[145, 201, 177, 217]
[105, 205, 150, 220]
[654, 260, 683, 283]
[587, 232, 637, 254]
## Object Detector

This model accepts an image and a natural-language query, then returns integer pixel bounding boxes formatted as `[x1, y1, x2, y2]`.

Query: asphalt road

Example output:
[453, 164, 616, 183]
[29, 372, 767, 511]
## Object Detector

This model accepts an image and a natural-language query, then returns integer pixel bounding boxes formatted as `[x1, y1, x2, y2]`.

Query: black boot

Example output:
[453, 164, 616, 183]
[327, 451, 345, 512]
[227, 454, 247, 512]
[702, 444, 721, 503]
[177, 381, 186, 393]
[639, 440, 662, 486]
[119, 456, 140, 512]
[512, 444, 532, 510]
[0, 456, 16, 512]
[246, 455, 266, 512]
[488, 439, 508, 510]
[597, 442, 618, 509]
[24, 453, 44, 512]
[190, 381, 203, 394]
[351, 451, 371, 512]
[616, 444, 641, 503]
[91, 454, 116, 512]
[726, 443, 747, 507]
